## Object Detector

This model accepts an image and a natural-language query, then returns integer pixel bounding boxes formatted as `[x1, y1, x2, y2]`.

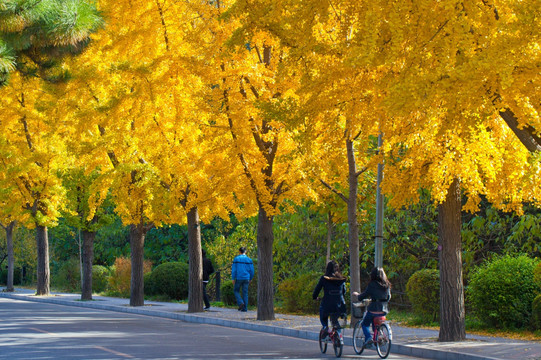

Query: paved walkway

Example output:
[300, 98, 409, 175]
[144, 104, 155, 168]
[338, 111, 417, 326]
[1, 287, 540, 360]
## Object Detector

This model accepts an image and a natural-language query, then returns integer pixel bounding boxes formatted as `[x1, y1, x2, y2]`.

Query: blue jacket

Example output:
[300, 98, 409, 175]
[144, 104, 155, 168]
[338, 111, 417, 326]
[232, 254, 254, 281]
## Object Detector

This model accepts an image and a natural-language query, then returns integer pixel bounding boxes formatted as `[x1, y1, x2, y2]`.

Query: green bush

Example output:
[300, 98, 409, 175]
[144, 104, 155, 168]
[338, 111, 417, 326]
[221, 279, 257, 307]
[278, 273, 320, 314]
[531, 294, 541, 330]
[53, 258, 81, 292]
[467, 254, 540, 329]
[144, 272, 154, 295]
[92, 265, 110, 293]
[406, 269, 440, 321]
[147, 262, 189, 300]
[534, 263, 541, 290]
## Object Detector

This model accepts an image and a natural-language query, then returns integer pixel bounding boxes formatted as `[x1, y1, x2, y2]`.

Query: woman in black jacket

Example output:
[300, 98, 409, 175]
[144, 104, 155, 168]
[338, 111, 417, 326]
[313, 261, 347, 334]
[353, 267, 391, 347]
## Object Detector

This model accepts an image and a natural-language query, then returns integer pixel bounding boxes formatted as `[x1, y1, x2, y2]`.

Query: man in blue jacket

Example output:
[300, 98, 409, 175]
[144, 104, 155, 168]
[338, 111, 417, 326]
[232, 246, 254, 312]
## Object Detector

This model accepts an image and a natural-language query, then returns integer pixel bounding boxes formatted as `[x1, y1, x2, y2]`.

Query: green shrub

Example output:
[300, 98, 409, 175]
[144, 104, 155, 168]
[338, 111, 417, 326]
[53, 258, 81, 292]
[278, 273, 320, 314]
[221, 279, 257, 307]
[92, 265, 110, 293]
[147, 262, 189, 300]
[534, 263, 541, 290]
[467, 254, 540, 329]
[406, 269, 440, 321]
[144, 272, 154, 295]
[531, 294, 541, 330]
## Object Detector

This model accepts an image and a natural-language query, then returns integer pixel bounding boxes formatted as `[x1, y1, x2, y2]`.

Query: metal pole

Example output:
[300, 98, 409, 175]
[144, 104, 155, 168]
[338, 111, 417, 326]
[374, 133, 384, 268]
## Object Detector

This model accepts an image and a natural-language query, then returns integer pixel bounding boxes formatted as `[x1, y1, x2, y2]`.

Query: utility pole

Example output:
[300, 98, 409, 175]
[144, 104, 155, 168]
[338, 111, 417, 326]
[374, 132, 384, 268]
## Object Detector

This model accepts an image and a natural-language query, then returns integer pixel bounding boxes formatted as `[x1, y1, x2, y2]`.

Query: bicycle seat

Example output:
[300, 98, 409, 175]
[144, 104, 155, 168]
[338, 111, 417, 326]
[373, 316, 386, 326]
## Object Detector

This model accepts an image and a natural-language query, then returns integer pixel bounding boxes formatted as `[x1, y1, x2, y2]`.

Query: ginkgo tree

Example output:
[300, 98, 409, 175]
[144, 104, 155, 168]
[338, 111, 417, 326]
[0, 72, 68, 296]
[182, 0, 317, 320]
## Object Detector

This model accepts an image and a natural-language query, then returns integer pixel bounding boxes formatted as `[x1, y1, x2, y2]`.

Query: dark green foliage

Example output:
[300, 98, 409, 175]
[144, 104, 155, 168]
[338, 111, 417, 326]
[277, 273, 320, 314]
[220, 280, 257, 307]
[144, 225, 188, 265]
[376, 191, 439, 306]
[92, 265, 110, 293]
[531, 294, 541, 330]
[146, 262, 189, 300]
[467, 254, 540, 329]
[533, 262, 541, 290]
[0, 0, 103, 85]
[406, 269, 440, 321]
[0, 268, 22, 285]
[144, 272, 154, 295]
[52, 257, 80, 292]
[463, 204, 541, 272]
[94, 215, 130, 266]
[273, 204, 349, 282]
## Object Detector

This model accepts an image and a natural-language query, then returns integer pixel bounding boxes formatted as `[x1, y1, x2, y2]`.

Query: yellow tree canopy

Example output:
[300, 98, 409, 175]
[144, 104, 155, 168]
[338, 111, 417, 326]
[58, 0, 242, 227]
[0, 72, 66, 227]
[232, 0, 541, 213]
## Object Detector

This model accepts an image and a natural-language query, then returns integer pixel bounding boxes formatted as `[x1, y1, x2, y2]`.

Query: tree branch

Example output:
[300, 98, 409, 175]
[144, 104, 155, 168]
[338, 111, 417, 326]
[319, 178, 348, 203]
[499, 108, 541, 152]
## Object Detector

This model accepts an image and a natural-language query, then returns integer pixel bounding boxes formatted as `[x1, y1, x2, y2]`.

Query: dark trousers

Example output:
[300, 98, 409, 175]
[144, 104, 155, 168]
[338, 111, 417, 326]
[203, 281, 210, 308]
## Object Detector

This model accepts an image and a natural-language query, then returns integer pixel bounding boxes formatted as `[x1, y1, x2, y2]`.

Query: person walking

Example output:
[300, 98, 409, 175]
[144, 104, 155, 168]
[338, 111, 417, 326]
[312, 260, 347, 338]
[231, 246, 254, 312]
[352, 267, 391, 348]
[202, 249, 214, 310]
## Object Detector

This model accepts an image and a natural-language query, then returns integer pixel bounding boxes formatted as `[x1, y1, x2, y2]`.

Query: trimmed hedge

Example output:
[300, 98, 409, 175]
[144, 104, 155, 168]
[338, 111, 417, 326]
[146, 262, 189, 300]
[467, 254, 540, 329]
[406, 269, 440, 321]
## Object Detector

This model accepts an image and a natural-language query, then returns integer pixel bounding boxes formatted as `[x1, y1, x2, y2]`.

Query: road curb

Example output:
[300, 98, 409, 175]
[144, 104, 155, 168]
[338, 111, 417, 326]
[0, 292, 501, 360]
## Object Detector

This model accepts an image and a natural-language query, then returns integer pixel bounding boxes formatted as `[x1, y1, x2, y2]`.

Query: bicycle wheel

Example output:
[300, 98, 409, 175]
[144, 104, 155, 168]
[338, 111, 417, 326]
[376, 323, 392, 359]
[352, 321, 366, 355]
[332, 331, 343, 358]
[318, 328, 328, 353]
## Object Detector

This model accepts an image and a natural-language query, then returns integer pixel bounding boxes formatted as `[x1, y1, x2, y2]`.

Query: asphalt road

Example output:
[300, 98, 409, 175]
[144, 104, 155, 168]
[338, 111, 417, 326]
[0, 297, 423, 359]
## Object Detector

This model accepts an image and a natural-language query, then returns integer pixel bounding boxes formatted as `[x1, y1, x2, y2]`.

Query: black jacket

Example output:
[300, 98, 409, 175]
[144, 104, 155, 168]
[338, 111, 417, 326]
[203, 256, 214, 282]
[313, 275, 347, 314]
[356, 280, 391, 313]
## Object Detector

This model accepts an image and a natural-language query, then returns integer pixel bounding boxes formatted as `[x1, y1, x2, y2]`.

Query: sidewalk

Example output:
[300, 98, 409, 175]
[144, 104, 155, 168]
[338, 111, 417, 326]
[1, 287, 540, 360]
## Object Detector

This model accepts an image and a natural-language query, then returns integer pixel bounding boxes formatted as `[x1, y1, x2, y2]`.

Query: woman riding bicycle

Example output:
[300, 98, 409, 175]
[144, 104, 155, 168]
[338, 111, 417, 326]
[352, 267, 391, 348]
[313, 260, 347, 336]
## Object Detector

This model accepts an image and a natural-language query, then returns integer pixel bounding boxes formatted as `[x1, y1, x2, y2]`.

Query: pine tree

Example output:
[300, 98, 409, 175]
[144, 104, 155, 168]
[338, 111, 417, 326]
[0, 0, 102, 85]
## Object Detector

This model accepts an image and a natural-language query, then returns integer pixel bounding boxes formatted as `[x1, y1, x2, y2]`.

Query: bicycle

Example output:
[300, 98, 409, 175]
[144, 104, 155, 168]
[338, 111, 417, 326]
[352, 300, 392, 359]
[318, 312, 347, 358]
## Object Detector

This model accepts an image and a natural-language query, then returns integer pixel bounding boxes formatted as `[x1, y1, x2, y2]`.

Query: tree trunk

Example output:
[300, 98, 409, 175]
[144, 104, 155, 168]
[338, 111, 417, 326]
[438, 178, 466, 341]
[6, 222, 15, 292]
[81, 230, 96, 301]
[187, 206, 203, 313]
[35, 225, 50, 296]
[346, 138, 360, 294]
[130, 223, 147, 306]
[257, 206, 275, 320]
